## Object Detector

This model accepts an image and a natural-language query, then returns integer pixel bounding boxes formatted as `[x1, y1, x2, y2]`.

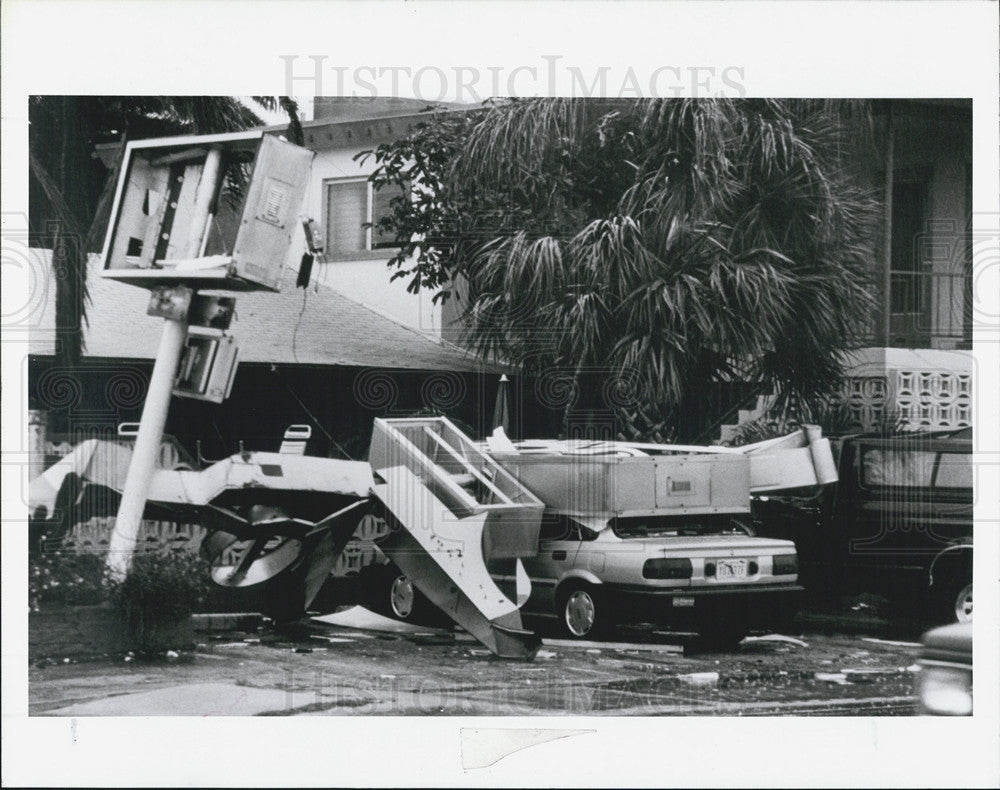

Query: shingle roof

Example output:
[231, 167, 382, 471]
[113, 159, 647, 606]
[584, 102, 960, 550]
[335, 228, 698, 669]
[26, 249, 494, 372]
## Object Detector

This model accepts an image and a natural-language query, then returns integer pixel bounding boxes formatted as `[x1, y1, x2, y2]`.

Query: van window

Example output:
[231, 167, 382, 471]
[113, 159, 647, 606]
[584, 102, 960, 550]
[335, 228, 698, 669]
[934, 453, 973, 489]
[862, 448, 972, 489]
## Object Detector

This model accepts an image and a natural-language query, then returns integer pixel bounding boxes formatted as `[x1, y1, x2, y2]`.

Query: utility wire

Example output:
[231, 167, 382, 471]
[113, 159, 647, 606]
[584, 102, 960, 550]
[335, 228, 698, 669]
[269, 363, 355, 460]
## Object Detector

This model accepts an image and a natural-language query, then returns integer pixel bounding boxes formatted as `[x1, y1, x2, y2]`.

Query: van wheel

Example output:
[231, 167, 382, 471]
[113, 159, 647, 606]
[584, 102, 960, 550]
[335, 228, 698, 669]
[938, 578, 973, 624]
[558, 584, 603, 639]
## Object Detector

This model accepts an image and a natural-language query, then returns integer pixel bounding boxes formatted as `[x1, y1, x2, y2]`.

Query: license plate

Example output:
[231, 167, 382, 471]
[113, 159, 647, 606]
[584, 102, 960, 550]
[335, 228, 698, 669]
[717, 560, 747, 580]
[672, 596, 695, 607]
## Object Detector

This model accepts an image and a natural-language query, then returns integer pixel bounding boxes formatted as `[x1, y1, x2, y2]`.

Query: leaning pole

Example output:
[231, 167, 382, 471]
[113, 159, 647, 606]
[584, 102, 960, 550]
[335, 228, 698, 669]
[105, 148, 221, 581]
[98, 131, 312, 581]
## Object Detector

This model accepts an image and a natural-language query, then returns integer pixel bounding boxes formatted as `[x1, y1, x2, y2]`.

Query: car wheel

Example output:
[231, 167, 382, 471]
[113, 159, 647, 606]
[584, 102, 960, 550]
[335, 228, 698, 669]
[389, 573, 417, 620]
[940, 579, 973, 624]
[363, 562, 445, 625]
[558, 584, 602, 639]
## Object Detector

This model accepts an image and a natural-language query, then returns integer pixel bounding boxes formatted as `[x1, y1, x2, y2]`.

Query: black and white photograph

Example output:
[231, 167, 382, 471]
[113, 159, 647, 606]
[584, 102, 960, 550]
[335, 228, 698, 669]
[3, 1, 998, 787]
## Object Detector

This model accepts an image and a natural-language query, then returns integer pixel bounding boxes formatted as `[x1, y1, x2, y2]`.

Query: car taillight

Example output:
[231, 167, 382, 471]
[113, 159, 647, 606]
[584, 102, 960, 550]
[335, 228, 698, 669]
[643, 558, 693, 579]
[772, 554, 798, 576]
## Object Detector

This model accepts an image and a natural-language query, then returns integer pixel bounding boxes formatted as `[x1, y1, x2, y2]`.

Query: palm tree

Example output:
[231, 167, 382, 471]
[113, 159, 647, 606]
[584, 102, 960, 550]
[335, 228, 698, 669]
[28, 96, 301, 366]
[370, 99, 880, 441]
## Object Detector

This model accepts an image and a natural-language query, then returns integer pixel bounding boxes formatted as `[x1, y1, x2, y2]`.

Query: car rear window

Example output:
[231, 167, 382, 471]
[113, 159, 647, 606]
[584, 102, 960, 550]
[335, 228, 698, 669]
[611, 514, 753, 538]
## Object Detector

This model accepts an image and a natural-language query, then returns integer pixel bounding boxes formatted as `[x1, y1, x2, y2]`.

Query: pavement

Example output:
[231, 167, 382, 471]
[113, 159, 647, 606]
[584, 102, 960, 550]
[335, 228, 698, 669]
[29, 607, 925, 717]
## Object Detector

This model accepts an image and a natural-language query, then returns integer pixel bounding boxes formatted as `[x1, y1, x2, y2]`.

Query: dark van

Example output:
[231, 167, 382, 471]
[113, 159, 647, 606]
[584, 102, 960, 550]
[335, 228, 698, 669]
[753, 428, 972, 624]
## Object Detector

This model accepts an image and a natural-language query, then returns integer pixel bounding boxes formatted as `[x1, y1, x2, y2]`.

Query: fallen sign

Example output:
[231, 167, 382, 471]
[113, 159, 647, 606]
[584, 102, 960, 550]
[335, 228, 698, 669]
[31, 417, 837, 661]
[39, 127, 842, 662]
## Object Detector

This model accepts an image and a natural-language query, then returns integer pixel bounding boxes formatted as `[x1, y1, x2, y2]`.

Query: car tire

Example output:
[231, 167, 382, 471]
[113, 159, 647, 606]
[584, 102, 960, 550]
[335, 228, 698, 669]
[936, 577, 973, 624]
[388, 572, 420, 621]
[363, 562, 444, 625]
[557, 583, 603, 639]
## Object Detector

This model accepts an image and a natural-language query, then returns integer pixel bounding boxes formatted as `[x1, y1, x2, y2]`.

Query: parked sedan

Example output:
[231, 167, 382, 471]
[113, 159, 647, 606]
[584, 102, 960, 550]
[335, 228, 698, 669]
[365, 513, 802, 649]
[515, 513, 801, 647]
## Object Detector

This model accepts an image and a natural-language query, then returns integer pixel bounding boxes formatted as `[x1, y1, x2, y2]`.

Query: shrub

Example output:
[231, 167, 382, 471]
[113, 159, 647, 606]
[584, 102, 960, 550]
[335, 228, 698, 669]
[110, 550, 213, 631]
[29, 550, 110, 611]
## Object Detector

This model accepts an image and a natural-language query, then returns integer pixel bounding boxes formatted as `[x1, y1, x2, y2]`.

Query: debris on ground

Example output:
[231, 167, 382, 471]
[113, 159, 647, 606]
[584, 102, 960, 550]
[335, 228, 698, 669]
[743, 634, 809, 648]
[542, 638, 683, 653]
[861, 637, 922, 648]
[313, 606, 444, 636]
[679, 671, 719, 686]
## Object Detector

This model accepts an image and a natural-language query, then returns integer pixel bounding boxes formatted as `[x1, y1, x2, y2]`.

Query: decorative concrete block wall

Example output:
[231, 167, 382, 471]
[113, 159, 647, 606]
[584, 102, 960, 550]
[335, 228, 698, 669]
[842, 348, 973, 432]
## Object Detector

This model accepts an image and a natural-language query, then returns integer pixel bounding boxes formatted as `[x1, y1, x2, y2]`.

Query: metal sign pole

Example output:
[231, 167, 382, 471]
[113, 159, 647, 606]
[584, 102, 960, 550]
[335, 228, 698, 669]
[105, 316, 188, 580]
[105, 147, 222, 580]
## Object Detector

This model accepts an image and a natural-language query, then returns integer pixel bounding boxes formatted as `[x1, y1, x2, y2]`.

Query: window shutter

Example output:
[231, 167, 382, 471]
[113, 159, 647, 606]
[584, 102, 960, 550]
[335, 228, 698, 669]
[325, 180, 368, 258]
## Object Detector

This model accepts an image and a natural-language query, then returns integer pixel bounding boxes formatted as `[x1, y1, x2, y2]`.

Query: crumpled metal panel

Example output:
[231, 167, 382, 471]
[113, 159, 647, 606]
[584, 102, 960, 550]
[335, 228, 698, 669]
[145, 452, 374, 505]
[29, 439, 134, 515]
[372, 468, 540, 659]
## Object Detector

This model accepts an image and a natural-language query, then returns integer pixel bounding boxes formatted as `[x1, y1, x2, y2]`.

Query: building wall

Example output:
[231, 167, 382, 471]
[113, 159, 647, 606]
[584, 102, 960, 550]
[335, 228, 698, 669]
[837, 104, 973, 432]
[891, 107, 972, 349]
[842, 347, 972, 432]
[840, 103, 972, 351]
[296, 145, 443, 336]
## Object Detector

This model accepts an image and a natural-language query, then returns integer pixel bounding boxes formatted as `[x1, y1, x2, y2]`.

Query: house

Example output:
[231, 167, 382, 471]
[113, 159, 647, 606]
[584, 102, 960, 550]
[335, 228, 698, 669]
[291, 99, 976, 435]
[27, 246, 507, 464]
[29, 98, 517, 465]
[78, 97, 976, 441]
[837, 100, 973, 433]
[711, 100, 975, 438]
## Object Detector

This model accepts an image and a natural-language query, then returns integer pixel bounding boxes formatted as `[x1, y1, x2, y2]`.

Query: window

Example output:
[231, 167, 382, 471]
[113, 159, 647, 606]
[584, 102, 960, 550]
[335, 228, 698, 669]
[538, 514, 578, 542]
[888, 167, 932, 346]
[323, 178, 408, 260]
[371, 180, 407, 249]
[861, 448, 972, 490]
[862, 448, 936, 488]
[935, 452, 973, 489]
